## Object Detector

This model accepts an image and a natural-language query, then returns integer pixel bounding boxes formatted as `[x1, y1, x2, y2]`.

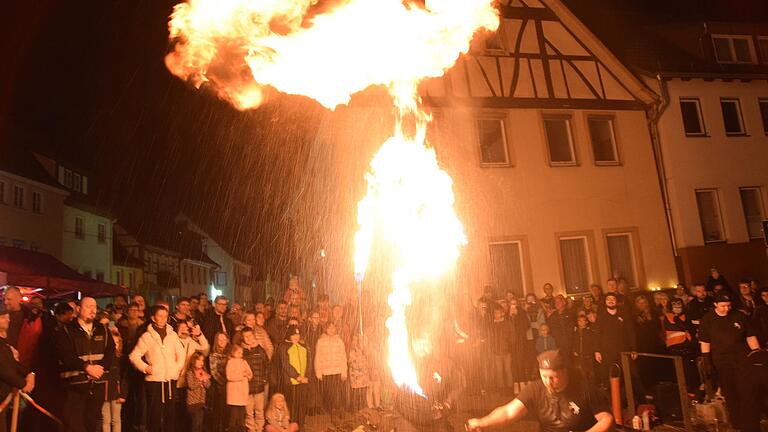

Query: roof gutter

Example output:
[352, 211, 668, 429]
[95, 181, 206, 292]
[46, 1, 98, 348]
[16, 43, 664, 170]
[646, 73, 680, 268]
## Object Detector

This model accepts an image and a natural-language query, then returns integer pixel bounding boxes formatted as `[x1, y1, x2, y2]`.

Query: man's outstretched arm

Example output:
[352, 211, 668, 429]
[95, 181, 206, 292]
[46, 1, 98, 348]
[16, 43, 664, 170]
[466, 399, 528, 431]
[587, 411, 614, 432]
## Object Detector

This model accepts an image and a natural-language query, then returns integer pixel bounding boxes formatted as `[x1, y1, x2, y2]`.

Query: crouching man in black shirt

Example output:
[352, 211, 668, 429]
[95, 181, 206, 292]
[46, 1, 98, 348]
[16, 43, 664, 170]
[466, 350, 613, 432]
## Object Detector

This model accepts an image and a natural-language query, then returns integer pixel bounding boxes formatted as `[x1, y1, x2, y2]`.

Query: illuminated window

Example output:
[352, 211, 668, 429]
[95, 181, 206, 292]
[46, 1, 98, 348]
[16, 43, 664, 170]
[543, 115, 577, 166]
[558, 236, 592, 294]
[587, 117, 619, 165]
[696, 189, 726, 243]
[476, 117, 510, 165]
[606, 232, 638, 288]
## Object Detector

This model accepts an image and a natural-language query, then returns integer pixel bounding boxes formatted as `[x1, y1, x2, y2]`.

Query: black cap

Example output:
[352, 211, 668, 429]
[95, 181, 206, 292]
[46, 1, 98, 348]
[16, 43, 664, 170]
[54, 302, 74, 316]
[670, 298, 684, 307]
[537, 350, 568, 371]
[713, 292, 732, 303]
[604, 292, 618, 301]
[285, 325, 300, 338]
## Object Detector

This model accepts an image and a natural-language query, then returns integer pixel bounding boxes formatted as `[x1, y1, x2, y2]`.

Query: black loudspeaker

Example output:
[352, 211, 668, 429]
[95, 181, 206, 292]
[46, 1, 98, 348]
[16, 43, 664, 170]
[653, 381, 683, 422]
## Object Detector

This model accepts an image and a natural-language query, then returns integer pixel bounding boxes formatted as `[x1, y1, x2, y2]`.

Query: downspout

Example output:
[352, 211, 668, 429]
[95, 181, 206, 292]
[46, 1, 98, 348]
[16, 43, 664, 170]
[647, 73, 680, 267]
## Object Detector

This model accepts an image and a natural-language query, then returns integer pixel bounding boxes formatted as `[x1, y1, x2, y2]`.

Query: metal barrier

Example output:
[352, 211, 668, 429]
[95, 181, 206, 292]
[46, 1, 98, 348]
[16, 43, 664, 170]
[620, 351, 693, 431]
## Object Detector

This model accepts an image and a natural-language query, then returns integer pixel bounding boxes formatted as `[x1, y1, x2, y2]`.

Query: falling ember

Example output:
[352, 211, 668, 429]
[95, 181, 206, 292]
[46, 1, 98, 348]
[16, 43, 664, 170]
[165, 0, 497, 396]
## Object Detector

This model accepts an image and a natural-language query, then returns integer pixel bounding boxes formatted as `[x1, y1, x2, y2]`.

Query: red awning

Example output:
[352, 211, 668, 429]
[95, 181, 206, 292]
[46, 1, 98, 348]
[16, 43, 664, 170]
[0, 246, 127, 298]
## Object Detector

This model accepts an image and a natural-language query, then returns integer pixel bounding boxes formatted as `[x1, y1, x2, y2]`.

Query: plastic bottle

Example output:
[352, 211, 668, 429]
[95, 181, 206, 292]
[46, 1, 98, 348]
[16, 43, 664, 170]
[632, 415, 642, 430]
[641, 411, 650, 431]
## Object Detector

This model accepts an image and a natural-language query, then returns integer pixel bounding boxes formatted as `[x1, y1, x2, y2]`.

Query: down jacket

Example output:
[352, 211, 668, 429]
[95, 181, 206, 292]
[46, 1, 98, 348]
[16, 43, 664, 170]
[314, 334, 347, 379]
[129, 324, 186, 383]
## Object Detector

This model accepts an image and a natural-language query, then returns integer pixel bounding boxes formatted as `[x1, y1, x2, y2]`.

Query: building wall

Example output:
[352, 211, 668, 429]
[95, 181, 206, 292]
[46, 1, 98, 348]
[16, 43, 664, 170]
[650, 77, 768, 283]
[62, 205, 112, 280]
[112, 265, 144, 292]
[180, 260, 214, 298]
[0, 172, 67, 258]
[435, 107, 678, 298]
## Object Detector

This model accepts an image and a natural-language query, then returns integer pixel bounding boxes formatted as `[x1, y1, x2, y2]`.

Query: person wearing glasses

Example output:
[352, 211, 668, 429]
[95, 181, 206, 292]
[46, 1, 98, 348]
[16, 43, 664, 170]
[202, 295, 234, 344]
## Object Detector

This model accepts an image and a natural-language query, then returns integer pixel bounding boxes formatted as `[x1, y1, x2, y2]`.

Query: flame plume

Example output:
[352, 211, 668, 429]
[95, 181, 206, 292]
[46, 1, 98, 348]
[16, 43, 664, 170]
[166, 0, 497, 396]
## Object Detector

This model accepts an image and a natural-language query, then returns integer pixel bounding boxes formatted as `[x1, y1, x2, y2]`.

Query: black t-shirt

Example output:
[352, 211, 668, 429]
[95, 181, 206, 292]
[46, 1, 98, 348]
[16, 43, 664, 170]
[517, 375, 609, 432]
[698, 310, 754, 359]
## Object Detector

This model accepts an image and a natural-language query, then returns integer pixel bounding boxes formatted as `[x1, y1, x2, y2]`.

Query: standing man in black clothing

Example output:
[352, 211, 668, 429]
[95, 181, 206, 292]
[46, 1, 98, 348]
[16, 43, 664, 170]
[466, 350, 613, 432]
[266, 301, 289, 346]
[753, 287, 768, 348]
[686, 283, 712, 333]
[56, 297, 116, 432]
[699, 292, 761, 432]
[706, 267, 731, 293]
[547, 296, 574, 360]
[201, 295, 234, 344]
[594, 293, 636, 388]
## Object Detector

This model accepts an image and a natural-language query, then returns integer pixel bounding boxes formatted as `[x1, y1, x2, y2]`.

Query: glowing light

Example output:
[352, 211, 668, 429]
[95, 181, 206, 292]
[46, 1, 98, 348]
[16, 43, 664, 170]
[165, 0, 497, 397]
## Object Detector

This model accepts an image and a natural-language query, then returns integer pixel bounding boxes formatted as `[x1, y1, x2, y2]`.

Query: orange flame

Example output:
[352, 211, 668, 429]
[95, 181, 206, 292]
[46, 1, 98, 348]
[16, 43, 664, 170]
[165, 0, 497, 396]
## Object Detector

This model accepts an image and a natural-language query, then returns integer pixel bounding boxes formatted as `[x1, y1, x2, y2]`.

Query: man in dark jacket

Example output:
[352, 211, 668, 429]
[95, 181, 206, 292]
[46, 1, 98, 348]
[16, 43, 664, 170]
[594, 293, 636, 388]
[241, 327, 269, 432]
[753, 287, 768, 348]
[280, 326, 312, 427]
[547, 295, 575, 359]
[0, 307, 35, 432]
[55, 297, 116, 432]
[201, 295, 234, 344]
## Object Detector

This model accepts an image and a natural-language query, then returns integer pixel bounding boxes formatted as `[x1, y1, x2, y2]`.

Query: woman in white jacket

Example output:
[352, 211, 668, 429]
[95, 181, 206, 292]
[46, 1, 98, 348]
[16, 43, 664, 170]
[314, 322, 347, 419]
[129, 305, 186, 432]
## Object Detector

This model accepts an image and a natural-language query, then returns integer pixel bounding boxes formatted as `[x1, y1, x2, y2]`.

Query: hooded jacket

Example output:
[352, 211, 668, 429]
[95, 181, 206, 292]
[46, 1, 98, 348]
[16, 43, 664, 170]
[129, 324, 186, 383]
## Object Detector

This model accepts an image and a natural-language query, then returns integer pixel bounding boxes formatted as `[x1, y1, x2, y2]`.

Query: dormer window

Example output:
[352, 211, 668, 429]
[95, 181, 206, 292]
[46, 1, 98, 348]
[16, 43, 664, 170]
[712, 35, 756, 64]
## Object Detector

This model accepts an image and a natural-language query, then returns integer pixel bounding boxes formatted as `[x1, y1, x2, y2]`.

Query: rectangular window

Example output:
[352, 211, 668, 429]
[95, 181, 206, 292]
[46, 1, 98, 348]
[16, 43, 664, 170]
[128, 272, 135, 288]
[215, 271, 228, 286]
[543, 115, 577, 165]
[96, 272, 104, 282]
[680, 98, 706, 136]
[720, 99, 745, 135]
[73, 173, 82, 193]
[740, 187, 765, 239]
[0, 181, 5, 204]
[63, 169, 73, 188]
[476, 118, 509, 165]
[759, 99, 768, 135]
[30, 243, 39, 253]
[759, 37, 768, 63]
[75, 217, 85, 239]
[12, 239, 25, 249]
[712, 35, 755, 64]
[31, 192, 42, 213]
[97, 223, 106, 243]
[116, 270, 123, 286]
[13, 186, 24, 208]
[606, 233, 638, 288]
[484, 32, 504, 52]
[559, 236, 592, 294]
[489, 241, 526, 298]
[587, 117, 619, 165]
[696, 189, 726, 243]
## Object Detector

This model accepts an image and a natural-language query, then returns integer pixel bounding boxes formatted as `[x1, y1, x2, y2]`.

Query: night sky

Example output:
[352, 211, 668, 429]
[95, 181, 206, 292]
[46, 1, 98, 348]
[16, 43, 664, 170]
[2, 0, 767, 284]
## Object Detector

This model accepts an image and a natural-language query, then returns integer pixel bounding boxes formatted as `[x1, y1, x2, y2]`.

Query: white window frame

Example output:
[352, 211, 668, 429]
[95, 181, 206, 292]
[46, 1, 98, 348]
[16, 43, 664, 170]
[97, 223, 106, 243]
[758, 37, 768, 63]
[476, 116, 511, 166]
[712, 34, 757, 64]
[695, 189, 727, 244]
[679, 98, 707, 136]
[31, 191, 43, 214]
[739, 187, 766, 239]
[0, 180, 6, 205]
[758, 99, 768, 135]
[488, 240, 528, 296]
[75, 216, 85, 240]
[720, 98, 746, 135]
[605, 232, 639, 288]
[558, 235, 594, 295]
[543, 114, 578, 166]
[12, 185, 24, 209]
[587, 115, 620, 165]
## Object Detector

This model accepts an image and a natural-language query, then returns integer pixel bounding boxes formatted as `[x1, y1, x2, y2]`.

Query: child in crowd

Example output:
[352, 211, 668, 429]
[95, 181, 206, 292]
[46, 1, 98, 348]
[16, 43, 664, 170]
[572, 315, 596, 384]
[209, 332, 230, 432]
[186, 351, 211, 432]
[347, 334, 369, 411]
[226, 344, 253, 432]
[265, 393, 299, 432]
[535, 323, 557, 353]
[314, 322, 347, 419]
[98, 312, 124, 432]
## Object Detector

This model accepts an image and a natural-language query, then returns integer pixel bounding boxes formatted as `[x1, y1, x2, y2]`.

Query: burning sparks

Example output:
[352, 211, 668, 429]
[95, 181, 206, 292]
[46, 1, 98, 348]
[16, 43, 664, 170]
[165, 0, 497, 396]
